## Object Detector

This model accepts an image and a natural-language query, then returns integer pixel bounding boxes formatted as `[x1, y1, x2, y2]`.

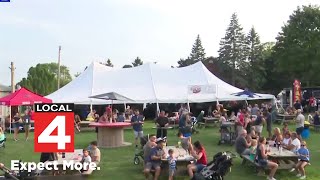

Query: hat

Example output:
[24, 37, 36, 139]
[156, 137, 166, 144]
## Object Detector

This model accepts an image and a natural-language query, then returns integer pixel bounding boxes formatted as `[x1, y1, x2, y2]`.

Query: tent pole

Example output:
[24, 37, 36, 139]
[156, 102, 160, 116]
[9, 106, 11, 134]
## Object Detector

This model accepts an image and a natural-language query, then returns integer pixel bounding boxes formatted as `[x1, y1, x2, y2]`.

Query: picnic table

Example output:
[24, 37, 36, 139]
[42, 149, 83, 175]
[201, 117, 219, 128]
[89, 122, 132, 148]
[161, 146, 195, 176]
[276, 114, 296, 124]
[242, 146, 298, 176]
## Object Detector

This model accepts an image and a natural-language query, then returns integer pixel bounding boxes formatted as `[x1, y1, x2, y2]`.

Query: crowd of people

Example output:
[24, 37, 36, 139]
[234, 108, 311, 180]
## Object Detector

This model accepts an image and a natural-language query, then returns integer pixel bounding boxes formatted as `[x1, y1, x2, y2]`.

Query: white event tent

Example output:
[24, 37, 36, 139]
[46, 61, 275, 104]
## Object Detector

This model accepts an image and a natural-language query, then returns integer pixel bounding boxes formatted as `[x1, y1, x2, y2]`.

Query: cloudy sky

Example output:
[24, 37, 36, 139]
[0, 0, 319, 86]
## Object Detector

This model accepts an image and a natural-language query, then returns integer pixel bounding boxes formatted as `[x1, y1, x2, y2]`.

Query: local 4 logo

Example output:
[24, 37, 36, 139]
[34, 103, 75, 152]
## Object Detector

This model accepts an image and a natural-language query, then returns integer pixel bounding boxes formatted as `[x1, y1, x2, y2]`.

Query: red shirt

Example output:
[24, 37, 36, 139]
[238, 113, 245, 126]
[106, 107, 112, 115]
[197, 148, 207, 165]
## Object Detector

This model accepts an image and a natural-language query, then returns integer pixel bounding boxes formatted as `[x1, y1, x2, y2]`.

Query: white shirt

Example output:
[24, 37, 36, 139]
[282, 137, 291, 146]
[296, 114, 305, 128]
[291, 138, 301, 152]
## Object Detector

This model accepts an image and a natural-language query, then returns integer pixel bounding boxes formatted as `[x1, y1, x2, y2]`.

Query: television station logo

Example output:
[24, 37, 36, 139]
[33, 103, 75, 153]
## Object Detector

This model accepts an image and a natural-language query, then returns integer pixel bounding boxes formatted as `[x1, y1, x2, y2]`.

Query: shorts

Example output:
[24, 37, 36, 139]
[258, 159, 268, 167]
[255, 125, 263, 133]
[24, 124, 31, 129]
[296, 127, 304, 135]
[134, 131, 143, 138]
[300, 159, 309, 163]
[195, 163, 206, 173]
[12, 123, 21, 129]
[169, 169, 176, 176]
[145, 162, 161, 170]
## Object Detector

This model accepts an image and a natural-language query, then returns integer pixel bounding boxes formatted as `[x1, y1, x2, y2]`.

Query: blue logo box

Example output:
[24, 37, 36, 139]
[0, 0, 10, 2]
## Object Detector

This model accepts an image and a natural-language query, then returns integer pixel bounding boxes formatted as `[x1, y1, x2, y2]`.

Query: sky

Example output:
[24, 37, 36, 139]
[0, 0, 319, 86]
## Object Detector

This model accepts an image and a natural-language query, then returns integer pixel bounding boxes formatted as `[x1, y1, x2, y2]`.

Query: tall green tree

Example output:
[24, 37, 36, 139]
[218, 13, 247, 87]
[245, 27, 265, 91]
[178, 34, 206, 67]
[273, 5, 320, 87]
[19, 63, 72, 95]
[100, 59, 114, 67]
[132, 57, 143, 67]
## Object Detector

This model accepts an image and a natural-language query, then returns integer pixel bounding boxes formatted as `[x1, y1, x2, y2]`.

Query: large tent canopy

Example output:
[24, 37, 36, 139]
[46, 61, 275, 104]
[0, 87, 52, 106]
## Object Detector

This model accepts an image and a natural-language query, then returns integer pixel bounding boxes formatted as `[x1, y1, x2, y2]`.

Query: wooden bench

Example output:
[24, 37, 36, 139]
[241, 155, 267, 175]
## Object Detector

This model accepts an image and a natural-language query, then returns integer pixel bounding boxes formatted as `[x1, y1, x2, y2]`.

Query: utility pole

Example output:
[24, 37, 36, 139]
[57, 46, 61, 89]
[9, 62, 15, 93]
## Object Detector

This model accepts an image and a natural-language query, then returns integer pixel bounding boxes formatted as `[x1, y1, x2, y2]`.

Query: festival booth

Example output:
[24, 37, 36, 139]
[47, 61, 275, 108]
[0, 87, 52, 132]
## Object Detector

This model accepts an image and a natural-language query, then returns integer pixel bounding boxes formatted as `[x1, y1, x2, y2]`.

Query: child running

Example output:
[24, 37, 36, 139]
[167, 149, 177, 180]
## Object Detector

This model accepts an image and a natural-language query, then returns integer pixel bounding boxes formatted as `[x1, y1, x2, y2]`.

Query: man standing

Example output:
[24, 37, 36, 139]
[296, 109, 305, 140]
[155, 110, 169, 138]
[144, 139, 166, 180]
[131, 109, 144, 147]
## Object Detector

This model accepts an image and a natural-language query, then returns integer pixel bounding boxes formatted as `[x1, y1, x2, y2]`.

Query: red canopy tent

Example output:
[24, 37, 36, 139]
[0, 87, 52, 106]
[0, 87, 52, 133]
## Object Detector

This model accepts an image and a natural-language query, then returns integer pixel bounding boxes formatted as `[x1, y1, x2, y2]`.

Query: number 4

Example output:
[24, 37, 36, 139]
[38, 116, 71, 150]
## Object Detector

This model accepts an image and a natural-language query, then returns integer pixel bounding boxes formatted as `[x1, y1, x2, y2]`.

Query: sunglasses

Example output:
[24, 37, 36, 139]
[301, 145, 305, 146]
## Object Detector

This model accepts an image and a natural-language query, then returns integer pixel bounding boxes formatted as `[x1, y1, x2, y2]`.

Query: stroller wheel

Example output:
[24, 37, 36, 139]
[133, 156, 140, 165]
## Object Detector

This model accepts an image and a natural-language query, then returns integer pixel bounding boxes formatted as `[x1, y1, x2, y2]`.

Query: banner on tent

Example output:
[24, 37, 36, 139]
[187, 85, 217, 95]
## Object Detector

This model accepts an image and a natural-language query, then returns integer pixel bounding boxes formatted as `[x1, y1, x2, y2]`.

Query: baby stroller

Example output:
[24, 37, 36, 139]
[191, 117, 199, 134]
[218, 122, 236, 146]
[133, 135, 149, 165]
[0, 161, 36, 180]
[192, 151, 237, 180]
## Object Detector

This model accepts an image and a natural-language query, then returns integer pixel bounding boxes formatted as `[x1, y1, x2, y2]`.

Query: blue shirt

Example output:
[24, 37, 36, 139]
[314, 115, 320, 125]
[131, 115, 143, 131]
[179, 116, 186, 128]
[167, 156, 177, 170]
[298, 147, 310, 161]
[149, 146, 164, 164]
[117, 115, 125, 122]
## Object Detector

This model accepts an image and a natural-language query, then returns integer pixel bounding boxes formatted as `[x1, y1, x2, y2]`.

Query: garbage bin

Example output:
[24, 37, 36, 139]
[301, 121, 310, 139]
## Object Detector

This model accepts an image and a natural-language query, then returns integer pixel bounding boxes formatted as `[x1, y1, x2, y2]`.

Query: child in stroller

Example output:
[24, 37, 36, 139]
[134, 134, 157, 165]
[0, 127, 6, 148]
[192, 151, 236, 180]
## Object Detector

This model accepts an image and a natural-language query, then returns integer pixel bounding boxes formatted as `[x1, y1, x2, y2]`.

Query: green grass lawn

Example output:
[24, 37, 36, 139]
[0, 122, 319, 180]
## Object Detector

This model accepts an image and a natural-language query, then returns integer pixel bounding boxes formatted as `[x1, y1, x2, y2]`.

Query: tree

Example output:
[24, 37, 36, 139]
[273, 5, 320, 87]
[178, 34, 206, 67]
[245, 27, 265, 91]
[177, 58, 193, 67]
[42, 63, 72, 87]
[122, 64, 133, 68]
[132, 57, 143, 67]
[100, 59, 114, 67]
[18, 63, 72, 96]
[218, 13, 247, 87]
